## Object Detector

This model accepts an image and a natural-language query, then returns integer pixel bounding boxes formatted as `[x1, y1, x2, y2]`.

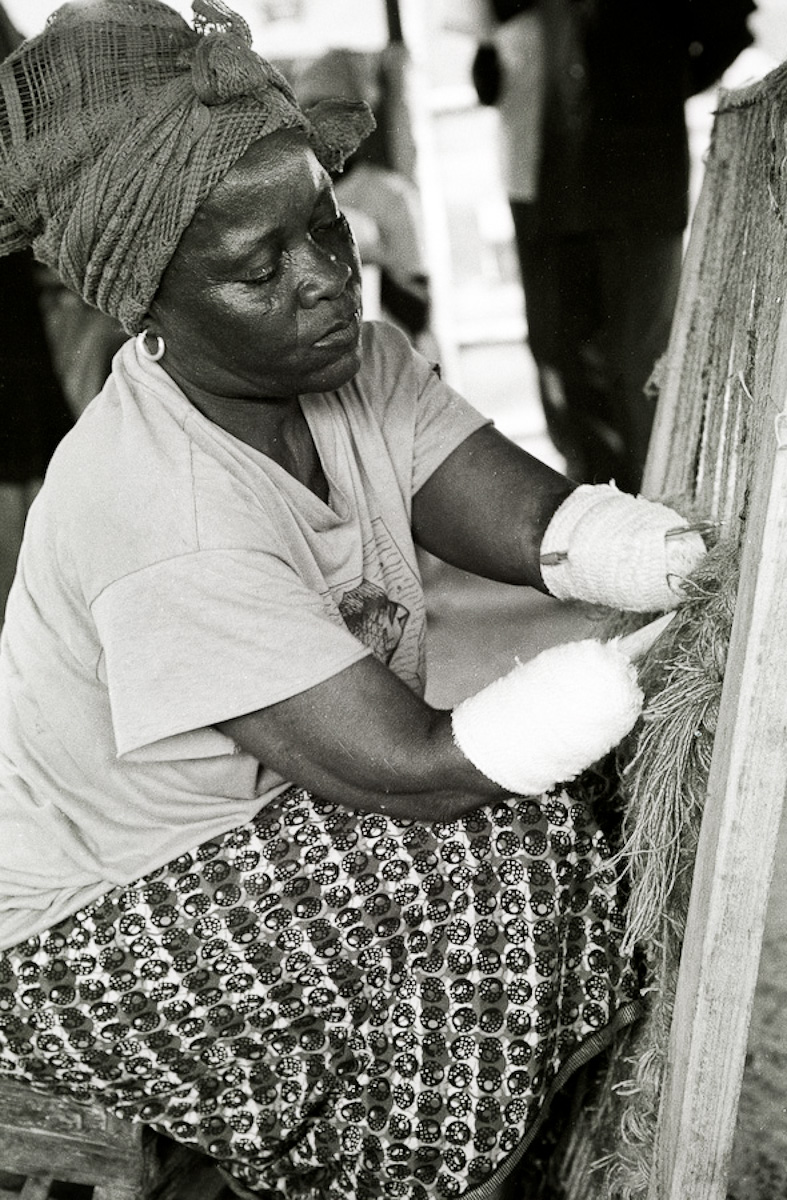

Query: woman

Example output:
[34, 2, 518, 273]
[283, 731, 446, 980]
[0, 3, 705, 1198]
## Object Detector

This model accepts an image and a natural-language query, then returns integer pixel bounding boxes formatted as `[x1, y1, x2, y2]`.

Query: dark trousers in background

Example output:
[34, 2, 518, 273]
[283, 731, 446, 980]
[511, 204, 683, 494]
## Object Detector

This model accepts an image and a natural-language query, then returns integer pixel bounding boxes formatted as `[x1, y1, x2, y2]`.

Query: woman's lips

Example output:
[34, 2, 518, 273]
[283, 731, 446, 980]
[312, 309, 361, 349]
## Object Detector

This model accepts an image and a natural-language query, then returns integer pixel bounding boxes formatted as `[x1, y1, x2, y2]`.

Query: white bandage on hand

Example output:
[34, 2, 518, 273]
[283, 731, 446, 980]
[540, 484, 707, 611]
[451, 638, 644, 796]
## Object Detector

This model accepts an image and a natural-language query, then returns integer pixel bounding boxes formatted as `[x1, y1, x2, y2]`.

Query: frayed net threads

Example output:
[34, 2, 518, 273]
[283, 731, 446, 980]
[558, 541, 738, 1199]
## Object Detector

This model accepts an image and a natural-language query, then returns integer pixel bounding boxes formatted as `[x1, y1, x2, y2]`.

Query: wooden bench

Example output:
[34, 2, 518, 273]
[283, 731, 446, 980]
[0, 1077, 154, 1199]
[0, 1076, 237, 1200]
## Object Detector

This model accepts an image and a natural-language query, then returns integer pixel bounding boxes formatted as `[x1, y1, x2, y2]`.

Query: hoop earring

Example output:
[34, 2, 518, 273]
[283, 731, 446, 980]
[136, 330, 166, 362]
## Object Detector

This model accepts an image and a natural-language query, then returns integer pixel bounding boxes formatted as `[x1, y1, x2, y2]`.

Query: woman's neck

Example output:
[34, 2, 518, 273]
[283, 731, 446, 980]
[169, 373, 329, 502]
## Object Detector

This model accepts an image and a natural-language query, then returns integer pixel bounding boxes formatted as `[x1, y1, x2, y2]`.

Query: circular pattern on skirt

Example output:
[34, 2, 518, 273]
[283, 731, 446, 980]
[0, 787, 639, 1199]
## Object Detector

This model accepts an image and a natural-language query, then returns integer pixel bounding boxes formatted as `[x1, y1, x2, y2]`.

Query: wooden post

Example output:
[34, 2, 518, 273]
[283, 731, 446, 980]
[639, 157, 719, 503]
[391, 0, 463, 383]
[647, 299, 787, 1198]
[384, 0, 403, 44]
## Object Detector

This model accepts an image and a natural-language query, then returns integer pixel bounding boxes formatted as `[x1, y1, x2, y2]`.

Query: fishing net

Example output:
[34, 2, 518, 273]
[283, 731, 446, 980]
[553, 58, 787, 1200]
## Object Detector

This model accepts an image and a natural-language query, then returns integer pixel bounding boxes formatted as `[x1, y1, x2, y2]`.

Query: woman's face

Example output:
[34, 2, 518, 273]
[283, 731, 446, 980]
[149, 129, 363, 400]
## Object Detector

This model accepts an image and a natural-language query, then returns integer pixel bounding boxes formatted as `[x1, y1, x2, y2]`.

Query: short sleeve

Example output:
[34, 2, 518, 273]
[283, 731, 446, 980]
[357, 322, 491, 495]
[91, 549, 371, 757]
[411, 358, 491, 494]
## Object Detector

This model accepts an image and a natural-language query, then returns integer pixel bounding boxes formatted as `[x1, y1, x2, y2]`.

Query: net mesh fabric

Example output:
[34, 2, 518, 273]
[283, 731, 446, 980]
[0, 0, 374, 332]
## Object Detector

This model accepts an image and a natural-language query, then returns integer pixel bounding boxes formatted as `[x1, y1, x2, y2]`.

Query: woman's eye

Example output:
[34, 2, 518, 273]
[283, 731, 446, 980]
[312, 213, 347, 237]
[243, 262, 279, 285]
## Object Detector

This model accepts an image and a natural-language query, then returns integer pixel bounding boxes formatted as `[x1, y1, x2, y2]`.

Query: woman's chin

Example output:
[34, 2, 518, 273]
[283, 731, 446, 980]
[307, 341, 363, 393]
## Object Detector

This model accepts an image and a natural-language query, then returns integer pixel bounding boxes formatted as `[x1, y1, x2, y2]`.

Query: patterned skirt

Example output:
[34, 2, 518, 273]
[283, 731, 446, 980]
[0, 786, 641, 1200]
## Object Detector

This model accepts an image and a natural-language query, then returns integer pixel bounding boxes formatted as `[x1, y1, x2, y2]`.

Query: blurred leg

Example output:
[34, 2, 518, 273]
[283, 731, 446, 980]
[0, 480, 40, 619]
[510, 205, 684, 492]
[595, 230, 683, 492]
[511, 206, 623, 484]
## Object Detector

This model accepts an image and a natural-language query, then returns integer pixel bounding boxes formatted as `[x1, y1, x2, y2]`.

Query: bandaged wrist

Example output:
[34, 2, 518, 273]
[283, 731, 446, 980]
[451, 638, 643, 796]
[540, 484, 706, 611]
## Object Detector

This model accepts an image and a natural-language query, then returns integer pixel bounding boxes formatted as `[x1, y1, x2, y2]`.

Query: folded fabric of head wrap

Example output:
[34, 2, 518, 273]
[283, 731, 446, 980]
[0, 0, 375, 332]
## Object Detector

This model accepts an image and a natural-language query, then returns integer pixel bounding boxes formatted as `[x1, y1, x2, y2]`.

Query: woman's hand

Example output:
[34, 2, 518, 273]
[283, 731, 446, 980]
[217, 633, 645, 821]
[540, 483, 708, 611]
[412, 428, 707, 610]
[451, 636, 643, 795]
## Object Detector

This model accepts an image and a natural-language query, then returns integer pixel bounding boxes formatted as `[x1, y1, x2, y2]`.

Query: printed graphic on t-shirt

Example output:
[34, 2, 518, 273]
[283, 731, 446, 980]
[338, 580, 409, 666]
[325, 516, 426, 693]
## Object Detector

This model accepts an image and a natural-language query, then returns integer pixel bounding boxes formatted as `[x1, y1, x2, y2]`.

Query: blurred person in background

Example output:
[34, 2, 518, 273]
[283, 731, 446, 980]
[0, 3, 75, 616]
[468, 0, 756, 493]
[297, 46, 435, 354]
[39, 282, 128, 421]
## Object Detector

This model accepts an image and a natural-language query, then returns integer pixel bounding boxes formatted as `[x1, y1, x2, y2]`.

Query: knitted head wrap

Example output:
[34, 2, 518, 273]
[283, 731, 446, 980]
[0, 0, 375, 332]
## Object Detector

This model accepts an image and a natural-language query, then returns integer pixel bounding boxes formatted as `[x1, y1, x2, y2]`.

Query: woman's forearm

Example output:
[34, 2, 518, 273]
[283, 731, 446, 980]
[218, 636, 644, 822]
[412, 424, 575, 588]
[218, 664, 505, 822]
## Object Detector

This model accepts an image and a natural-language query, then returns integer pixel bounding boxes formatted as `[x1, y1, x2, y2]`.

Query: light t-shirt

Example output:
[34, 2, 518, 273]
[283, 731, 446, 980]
[0, 320, 488, 949]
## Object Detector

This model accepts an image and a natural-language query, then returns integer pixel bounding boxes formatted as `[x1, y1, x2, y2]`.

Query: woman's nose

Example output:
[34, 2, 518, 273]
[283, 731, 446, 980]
[297, 244, 353, 308]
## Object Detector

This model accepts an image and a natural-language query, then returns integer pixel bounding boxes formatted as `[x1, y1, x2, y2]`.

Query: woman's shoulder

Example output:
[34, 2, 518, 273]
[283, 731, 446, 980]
[44, 348, 191, 501]
[338, 321, 435, 427]
[331, 320, 450, 448]
[355, 320, 434, 392]
[34, 348, 206, 592]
